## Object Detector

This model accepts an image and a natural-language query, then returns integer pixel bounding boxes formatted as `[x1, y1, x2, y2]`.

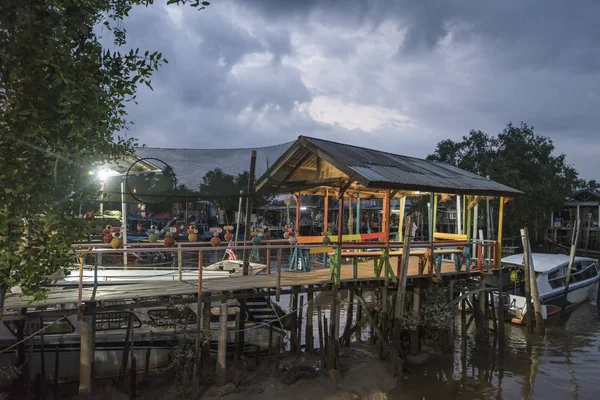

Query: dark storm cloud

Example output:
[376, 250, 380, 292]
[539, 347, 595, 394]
[120, 0, 600, 179]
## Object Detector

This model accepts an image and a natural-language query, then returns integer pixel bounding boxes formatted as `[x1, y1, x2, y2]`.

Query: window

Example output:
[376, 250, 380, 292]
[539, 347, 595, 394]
[548, 266, 566, 289]
[148, 308, 197, 326]
[570, 261, 598, 282]
[3, 316, 74, 337]
[95, 312, 141, 331]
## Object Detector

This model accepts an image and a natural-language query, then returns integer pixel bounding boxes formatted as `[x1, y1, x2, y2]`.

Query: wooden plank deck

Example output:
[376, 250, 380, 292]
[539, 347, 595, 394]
[3, 255, 478, 314]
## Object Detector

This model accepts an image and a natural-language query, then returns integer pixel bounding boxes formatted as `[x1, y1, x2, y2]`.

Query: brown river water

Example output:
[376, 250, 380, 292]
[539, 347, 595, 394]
[276, 287, 600, 400]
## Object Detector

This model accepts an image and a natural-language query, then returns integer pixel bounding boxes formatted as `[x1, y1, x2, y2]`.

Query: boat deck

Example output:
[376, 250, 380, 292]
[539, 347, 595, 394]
[3, 255, 479, 317]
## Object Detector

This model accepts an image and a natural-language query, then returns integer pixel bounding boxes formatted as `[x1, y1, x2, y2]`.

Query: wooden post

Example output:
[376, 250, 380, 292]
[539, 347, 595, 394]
[398, 196, 406, 241]
[195, 251, 204, 379]
[356, 193, 362, 234]
[177, 244, 183, 282]
[317, 306, 325, 365]
[329, 285, 340, 369]
[456, 195, 462, 234]
[54, 345, 59, 400]
[39, 317, 45, 394]
[243, 150, 257, 275]
[266, 246, 271, 275]
[118, 312, 133, 388]
[565, 216, 581, 306]
[290, 291, 298, 353]
[234, 310, 241, 363]
[216, 300, 228, 385]
[496, 197, 505, 269]
[520, 228, 535, 333]
[297, 295, 304, 354]
[355, 288, 363, 342]
[324, 188, 329, 233]
[383, 190, 390, 244]
[393, 216, 412, 350]
[198, 251, 203, 296]
[306, 290, 314, 353]
[78, 303, 95, 395]
[343, 289, 354, 346]
[432, 193, 438, 235]
[521, 228, 545, 334]
[295, 193, 301, 233]
[410, 286, 420, 354]
[276, 248, 282, 301]
[472, 203, 479, 258]
[496, 265, 505, 341]
[381, 284, 388, 340]
[201, 293, 211, 369]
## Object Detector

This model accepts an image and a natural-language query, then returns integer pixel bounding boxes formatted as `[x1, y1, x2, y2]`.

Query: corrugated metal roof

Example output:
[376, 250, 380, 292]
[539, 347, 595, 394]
[256, 136, 523, 196]
[303, 136, 521, 195]
[135, 141, 293, 189]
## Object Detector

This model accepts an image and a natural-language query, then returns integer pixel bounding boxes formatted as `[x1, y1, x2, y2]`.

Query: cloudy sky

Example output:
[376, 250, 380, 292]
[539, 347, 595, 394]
[118, 0, 600, 179]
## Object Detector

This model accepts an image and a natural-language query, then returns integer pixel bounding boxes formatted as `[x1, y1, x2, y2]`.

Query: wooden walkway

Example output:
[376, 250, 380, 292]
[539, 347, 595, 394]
[3, 256, 478, 317]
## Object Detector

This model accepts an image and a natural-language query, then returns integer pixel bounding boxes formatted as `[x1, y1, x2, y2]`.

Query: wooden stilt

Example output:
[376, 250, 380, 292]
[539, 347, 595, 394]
[343, 290, 355, 346]
[410, 286, 420, 354]
[317, 307, 325, 368]
[521, 228, 545, 334]
[297, 295, 304, 354]
[276, 248, 282, 302]
[306, 290, 314, 353]
[290, 291, 299, 353]
[201, 293, 211, 369]
[78, 303, 96, 395]
[234, 310, 241, 363]
[54, 346, 59, 400]
[355, 288, 363, 342]
[216, 300, 228, 386]
[39, 317, 45, 394]
[381, 285, 389, 341]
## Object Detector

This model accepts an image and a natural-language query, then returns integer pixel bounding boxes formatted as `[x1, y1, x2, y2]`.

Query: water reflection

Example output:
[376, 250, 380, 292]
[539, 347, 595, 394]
[390, 302, 600, 399]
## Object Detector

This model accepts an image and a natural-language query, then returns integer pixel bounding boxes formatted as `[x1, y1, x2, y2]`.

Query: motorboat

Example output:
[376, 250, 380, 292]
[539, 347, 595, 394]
[0, 297, 286, 383]
[497, 253, 600, 323]
[53, 259, 268, 285]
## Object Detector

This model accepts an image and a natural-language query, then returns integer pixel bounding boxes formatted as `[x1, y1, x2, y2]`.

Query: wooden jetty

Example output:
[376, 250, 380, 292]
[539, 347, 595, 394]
[1, 136, 523, 396]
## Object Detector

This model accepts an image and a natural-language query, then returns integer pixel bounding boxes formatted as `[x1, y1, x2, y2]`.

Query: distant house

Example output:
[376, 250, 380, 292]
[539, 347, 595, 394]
[549, 188, 600, 250]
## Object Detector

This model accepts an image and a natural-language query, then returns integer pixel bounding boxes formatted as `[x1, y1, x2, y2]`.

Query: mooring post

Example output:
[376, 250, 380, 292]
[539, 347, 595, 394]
[520, 228, 537, 333]
[329, 285, 339, 369]
[306, 289, 314, 353]
[78, 302, 96, 395]
[521, 228, 545, 334]
[217, 300, 228, 386]
[392, 216, 413, 350]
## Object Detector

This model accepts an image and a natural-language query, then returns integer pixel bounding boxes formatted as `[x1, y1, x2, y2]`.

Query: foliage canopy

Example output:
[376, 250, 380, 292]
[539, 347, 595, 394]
[427, 122, 579, 240]
[0, 0, 209, 317]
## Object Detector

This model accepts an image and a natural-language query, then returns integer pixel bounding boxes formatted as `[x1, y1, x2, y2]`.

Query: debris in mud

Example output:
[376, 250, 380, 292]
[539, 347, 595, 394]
[279, 365, 318, 385]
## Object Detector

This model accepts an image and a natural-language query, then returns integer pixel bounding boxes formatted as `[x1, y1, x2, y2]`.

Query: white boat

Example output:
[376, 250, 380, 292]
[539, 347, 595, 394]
[496, 253, 600, 323]
[0, 297, 286, 383]
[55, 259, 268, 284]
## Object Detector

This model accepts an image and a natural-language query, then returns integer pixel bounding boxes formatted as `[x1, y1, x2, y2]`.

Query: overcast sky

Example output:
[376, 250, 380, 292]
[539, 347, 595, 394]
[118, 0, 600, 179]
